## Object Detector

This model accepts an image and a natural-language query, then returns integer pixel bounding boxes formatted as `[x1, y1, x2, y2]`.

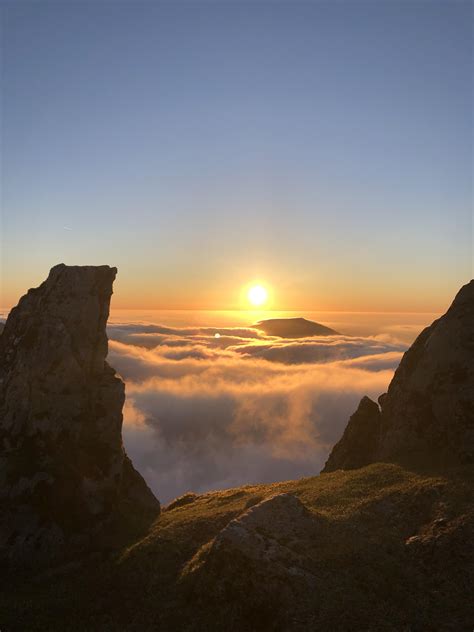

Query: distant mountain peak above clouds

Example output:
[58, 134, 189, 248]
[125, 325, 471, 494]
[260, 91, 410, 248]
[254, 317, 339, 338]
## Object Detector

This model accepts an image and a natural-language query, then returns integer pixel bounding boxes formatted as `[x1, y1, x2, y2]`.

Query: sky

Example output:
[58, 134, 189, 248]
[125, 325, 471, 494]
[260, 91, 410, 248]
[1, 0, 472, 312]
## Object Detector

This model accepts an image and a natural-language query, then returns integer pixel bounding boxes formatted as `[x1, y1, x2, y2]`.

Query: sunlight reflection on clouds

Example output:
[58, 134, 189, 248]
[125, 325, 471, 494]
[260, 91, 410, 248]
[107, 318, 416, 503]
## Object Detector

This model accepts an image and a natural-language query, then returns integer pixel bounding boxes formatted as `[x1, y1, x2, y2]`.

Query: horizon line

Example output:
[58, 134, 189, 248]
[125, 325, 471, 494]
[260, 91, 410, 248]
[0, 306, 441, 316]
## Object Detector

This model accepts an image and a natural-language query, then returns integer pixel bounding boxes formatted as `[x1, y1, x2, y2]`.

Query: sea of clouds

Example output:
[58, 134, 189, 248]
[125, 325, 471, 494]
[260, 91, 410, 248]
[106, 319, 418, 504]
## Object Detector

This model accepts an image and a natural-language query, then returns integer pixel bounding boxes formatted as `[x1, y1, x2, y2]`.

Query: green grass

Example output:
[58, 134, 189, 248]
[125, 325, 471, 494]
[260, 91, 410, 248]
[2, 463, 473, 631]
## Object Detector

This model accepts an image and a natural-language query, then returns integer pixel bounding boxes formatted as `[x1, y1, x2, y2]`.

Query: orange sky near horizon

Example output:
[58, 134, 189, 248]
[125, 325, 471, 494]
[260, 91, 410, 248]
[1, 261, 470, 315]
[2, 2, 472, 321]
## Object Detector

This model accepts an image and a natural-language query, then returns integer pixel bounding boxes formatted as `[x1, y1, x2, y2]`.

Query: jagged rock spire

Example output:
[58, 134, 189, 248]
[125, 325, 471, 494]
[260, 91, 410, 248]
[0, 264, 160, 567]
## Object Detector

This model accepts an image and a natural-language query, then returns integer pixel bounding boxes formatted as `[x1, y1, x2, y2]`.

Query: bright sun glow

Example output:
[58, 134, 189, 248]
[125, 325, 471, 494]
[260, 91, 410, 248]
[247, 284, 268, 307]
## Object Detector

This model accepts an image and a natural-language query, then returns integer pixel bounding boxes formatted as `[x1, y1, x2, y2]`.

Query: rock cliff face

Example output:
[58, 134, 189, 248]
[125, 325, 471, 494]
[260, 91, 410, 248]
[323, 280, 474, 472]
[0, 264, 160, 567]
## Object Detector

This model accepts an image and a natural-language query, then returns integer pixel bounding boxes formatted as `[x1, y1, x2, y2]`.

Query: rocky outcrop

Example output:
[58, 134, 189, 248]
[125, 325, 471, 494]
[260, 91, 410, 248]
[0, 264, 160, 568]
[323, 280, 474, 472]
[182, 493, 325, 625]
[323, 396, 381, 472]
[165, 492, 199, 511]
[210, 493, 319, 567]
[377, 280, 474, 465]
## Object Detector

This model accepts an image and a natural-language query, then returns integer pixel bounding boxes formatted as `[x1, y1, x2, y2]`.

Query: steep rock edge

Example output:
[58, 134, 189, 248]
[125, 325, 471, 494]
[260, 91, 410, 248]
[0, 264, 160, 568]
[323, 396, 381, 472]
[323, 280, 474, 472]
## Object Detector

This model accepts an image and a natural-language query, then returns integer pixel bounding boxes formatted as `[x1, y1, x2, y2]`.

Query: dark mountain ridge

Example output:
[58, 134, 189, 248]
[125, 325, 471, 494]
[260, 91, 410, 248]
[255, 316, 339, 338]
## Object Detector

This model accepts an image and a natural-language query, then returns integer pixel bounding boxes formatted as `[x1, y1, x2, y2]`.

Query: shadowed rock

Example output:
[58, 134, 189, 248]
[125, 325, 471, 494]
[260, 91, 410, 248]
[377, 280, 474, 465]
[0, 264, 160, 568]
[323, 280, 474, 472]
[212, 493, 318, 563]
[166, 492, 199, 511]
[323, 396, 381, 472]
[182, 493, 324, 624]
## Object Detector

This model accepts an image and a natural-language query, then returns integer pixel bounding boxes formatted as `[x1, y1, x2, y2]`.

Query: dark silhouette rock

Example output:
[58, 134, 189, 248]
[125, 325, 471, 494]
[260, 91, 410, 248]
[0, 264, 160, 568]
[323, 396, 381, 472]
[255, 317, 339, 338]
[324, 280, 474, 472]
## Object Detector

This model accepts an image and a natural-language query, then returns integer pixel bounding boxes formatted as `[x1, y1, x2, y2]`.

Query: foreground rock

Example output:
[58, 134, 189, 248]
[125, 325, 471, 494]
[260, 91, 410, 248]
[255, 317, 339, 338]
[324, 280, 474, 472]
[323, 396, 381, 472]
[0, 264, 160, 568]
[206, 493, 320, 568]
[182, 493, 325, 626]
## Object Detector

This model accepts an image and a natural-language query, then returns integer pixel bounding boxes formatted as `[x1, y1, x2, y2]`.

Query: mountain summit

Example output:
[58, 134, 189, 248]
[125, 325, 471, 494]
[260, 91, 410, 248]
[324, 279, 474, 472]
[255, 317, 339, 338]
[0, 264, 160, 568]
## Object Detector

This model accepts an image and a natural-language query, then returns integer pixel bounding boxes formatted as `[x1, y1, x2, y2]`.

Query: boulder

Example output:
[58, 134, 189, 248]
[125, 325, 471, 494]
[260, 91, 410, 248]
[182, 493, 324, 626]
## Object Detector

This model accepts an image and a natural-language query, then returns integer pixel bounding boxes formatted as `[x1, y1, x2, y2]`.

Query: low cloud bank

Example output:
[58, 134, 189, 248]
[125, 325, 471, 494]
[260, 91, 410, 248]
[107, 322, 409, 503]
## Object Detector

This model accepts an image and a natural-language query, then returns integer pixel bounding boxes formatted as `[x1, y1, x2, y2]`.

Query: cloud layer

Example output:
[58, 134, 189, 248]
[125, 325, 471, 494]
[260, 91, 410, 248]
[106, 320, 410, 503]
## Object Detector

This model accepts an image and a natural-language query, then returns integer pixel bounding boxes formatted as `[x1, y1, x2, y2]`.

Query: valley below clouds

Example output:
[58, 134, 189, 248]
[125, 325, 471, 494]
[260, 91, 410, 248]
[106, 315, 424, 503]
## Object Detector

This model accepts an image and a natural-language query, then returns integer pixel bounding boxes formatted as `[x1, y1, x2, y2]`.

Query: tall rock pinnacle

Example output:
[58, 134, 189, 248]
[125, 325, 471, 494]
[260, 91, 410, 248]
[324, 280, 474, 472]
[0, 264, 160, 567]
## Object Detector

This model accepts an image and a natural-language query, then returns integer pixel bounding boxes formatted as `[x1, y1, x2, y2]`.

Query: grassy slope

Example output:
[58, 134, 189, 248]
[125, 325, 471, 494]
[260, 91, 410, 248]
[3, 463, 473, 631]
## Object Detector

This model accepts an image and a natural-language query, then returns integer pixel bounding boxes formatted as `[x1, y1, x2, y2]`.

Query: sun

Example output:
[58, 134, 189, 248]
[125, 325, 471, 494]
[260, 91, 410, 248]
[247, 284, 268, 307]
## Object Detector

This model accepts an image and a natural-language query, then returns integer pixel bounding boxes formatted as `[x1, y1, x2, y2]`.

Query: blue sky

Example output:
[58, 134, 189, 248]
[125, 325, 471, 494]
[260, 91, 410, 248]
[1, 1, 472, 310]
